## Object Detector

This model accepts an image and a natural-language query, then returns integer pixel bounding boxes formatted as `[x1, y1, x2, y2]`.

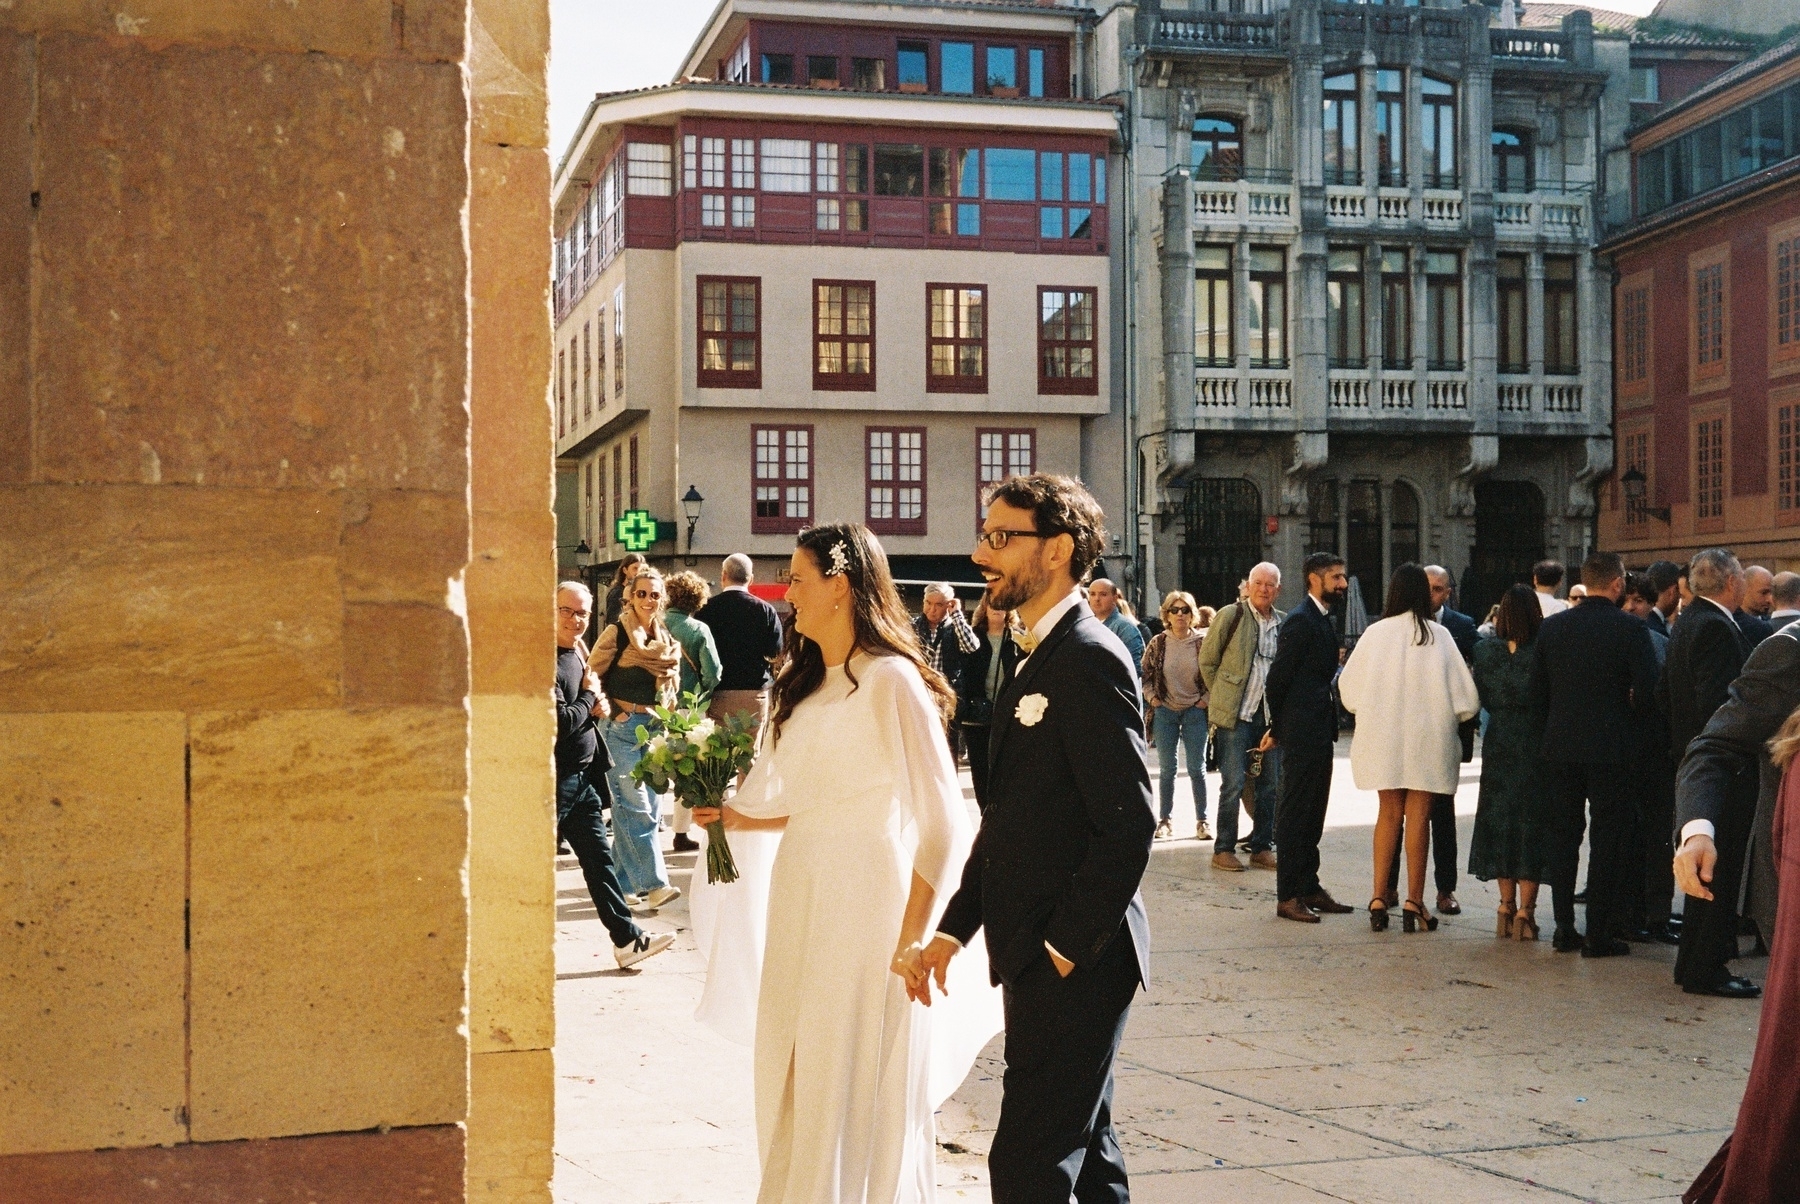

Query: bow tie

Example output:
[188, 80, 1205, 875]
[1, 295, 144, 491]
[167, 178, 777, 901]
[1010, 622, 1040, 655]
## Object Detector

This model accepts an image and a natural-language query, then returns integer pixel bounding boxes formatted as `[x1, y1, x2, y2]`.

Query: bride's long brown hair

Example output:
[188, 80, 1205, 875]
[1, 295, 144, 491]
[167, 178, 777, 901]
[767, 523, 955, 743]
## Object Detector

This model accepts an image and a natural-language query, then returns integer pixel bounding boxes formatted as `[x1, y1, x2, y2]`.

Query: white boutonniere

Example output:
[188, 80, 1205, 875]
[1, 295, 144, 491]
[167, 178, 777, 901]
[1015, 693, 1049, 727]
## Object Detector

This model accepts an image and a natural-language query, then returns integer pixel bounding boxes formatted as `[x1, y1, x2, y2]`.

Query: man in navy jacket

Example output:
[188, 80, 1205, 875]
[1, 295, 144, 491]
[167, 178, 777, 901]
[922, 474, 1154, 1204]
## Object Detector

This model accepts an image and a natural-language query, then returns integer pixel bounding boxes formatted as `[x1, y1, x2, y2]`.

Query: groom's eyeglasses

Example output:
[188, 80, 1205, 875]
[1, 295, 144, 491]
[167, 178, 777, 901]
[975, 529, 1046, 552]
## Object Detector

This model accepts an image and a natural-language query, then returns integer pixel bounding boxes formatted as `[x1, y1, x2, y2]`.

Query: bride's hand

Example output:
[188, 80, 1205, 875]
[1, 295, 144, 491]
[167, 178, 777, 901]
[689, 805, 723, 826]
[890, 943, 928, 1003]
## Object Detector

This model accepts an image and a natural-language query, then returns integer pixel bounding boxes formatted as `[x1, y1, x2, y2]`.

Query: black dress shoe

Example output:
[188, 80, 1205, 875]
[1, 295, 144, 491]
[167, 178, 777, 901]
[1552, 924, 1583, 953]
[1626, 927, 1683, 947]
[1684, 976, 1762, 999]
[671, 832, 699, 853]
[1581, 937, 1631, 958]
[1572, 888, 1588, 904]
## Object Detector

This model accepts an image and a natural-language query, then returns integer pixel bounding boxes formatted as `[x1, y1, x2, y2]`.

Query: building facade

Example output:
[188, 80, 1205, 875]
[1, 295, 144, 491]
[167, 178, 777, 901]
[551, 0, 1121, 593]
[1101, 0, 1624, 618]
[1597, 37, 1800, 570]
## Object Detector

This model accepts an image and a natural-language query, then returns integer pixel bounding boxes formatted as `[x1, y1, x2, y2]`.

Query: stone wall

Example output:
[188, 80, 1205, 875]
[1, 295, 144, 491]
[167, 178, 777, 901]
[0, 2, 555, 1200]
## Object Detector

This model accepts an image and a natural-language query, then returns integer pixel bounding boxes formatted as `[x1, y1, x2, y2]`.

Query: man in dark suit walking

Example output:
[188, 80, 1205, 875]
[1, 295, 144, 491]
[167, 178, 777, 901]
[1673, 619, 1800, 1006]
[921, 473, 1154, 1204]
[1659, 548, 1758, 995]
[1263, 552, 1353, 923]
[1532, 552, 1660, 957]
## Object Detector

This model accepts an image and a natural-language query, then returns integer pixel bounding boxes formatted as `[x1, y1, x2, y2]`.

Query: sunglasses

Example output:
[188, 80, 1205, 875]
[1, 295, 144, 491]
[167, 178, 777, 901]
[632, 589, 664, 601]
[1167, 606, 1192, 616]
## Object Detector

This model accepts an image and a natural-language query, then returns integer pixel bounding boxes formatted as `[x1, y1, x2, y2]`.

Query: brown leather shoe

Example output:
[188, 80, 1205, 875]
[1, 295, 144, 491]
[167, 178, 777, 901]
[1303, 890, 1353, 914]
[1277, 898, 1320, 923]
[1249, 850, 1279, 871]
[1210, 852, 1246, 871]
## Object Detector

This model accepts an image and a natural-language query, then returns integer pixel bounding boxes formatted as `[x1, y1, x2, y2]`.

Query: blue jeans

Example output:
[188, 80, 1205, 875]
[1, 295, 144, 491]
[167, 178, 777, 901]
[1214, 713, 1279, 855]
[603, 713, 670, 896]
[1153, 705, 1209, 825]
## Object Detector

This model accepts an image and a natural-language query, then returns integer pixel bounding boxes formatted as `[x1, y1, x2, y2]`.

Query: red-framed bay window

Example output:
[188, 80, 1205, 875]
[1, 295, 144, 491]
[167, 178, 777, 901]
[698, 276, 761, 389]
[1037, 286, 1098, 395]
[927, 283, 986, 393]
[752, 424, 814, 534]
[866, 427, 926, 535]
[814, 280, 876, 391]
[977, 428, 1036, 526]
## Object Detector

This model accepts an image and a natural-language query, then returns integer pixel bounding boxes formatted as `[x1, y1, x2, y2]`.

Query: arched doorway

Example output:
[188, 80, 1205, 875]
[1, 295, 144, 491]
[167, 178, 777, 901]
[1181, 478, 1262, 608]
[1465, 480, 1546, 620]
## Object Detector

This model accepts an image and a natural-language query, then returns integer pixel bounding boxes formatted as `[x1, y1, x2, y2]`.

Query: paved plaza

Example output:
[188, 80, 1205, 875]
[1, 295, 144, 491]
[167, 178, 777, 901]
[552, 748, 1762, 1203]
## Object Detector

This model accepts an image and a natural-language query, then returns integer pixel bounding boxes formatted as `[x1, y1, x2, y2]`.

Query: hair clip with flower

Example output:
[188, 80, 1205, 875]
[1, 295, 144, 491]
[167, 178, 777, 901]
[824, 540, 852, 577]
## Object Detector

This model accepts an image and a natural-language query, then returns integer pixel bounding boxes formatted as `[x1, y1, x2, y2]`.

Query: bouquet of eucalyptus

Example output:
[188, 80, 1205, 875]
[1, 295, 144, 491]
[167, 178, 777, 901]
[630, 695, 759, 884]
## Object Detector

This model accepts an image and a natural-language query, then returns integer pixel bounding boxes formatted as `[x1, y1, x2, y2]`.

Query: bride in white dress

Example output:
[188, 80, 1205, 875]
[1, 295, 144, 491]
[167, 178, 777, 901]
[690, 523, 1001, 1204]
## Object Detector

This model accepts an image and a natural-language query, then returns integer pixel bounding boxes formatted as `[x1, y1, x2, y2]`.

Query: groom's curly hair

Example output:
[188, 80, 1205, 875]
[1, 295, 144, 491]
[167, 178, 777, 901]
[984, 473, 1108, 583]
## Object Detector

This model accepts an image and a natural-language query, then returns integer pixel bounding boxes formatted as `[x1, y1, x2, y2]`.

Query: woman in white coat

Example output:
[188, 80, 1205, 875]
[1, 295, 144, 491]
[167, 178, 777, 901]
[1338, 563, 1480, 934]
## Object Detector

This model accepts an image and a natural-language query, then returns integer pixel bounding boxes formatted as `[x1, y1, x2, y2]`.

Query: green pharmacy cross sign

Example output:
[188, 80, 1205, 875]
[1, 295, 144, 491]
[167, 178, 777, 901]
[614, 508, 673, 553]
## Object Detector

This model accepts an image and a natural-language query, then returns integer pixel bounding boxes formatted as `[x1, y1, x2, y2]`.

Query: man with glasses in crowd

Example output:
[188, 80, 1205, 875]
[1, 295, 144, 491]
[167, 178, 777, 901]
[1197, 562, 1285, 873]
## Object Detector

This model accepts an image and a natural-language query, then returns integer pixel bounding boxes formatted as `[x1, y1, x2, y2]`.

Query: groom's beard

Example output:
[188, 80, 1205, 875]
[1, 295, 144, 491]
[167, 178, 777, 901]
[986, 559, 1052, 613]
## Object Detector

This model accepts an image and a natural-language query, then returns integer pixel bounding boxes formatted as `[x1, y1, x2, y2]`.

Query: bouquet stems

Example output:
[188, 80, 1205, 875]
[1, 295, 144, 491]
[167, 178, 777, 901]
[701, 818, 739, 884]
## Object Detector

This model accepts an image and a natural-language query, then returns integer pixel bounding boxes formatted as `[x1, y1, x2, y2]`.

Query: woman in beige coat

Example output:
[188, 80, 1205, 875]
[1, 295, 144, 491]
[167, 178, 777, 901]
[1337, 563, 1479, 933]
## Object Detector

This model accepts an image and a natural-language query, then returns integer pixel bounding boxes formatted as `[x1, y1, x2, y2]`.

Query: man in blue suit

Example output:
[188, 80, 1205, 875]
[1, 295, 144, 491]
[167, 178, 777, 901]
[922, 473, 1155, 1204]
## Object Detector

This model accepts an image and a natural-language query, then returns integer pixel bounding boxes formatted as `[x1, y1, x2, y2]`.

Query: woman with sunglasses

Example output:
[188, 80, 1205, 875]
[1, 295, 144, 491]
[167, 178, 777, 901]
[1142, 591, 1210, 841]
[589, 565, 684, 910]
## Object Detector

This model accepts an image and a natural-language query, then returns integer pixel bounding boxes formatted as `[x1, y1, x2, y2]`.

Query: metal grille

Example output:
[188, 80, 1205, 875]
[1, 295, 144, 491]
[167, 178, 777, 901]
[1180, 478, 1262, 610]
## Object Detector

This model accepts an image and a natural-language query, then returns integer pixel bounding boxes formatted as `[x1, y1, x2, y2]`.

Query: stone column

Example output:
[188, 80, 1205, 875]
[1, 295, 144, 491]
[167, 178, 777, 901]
[1287, 0, 1330, 512]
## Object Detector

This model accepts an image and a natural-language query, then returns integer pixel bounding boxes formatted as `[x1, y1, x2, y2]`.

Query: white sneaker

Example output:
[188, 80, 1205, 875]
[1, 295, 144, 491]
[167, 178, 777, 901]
[1154, 819, 1173, 840]
[1196, 820, 1212, 842]
[615, 932, 674, 969]
[621, 893, 643, 908]
[632, 885, 682, 913]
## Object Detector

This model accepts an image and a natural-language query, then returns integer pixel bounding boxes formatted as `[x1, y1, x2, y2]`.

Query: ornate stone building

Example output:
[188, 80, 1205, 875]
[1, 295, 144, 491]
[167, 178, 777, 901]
[1098, 0, 1624, 617]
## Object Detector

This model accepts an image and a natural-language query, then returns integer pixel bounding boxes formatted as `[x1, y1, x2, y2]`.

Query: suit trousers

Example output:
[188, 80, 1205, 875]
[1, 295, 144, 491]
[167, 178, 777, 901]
[1674, 778, 1756, 989]
[1386, 794, 1459, 898]
[1633, 755, 1678, 930]
[1275, 745, 1334, 903]
[1542, 761, 1637, 941]
[990, 932, 1140, 1204]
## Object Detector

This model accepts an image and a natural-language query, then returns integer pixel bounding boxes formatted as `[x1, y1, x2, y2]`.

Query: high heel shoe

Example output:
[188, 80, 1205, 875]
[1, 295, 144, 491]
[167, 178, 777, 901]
[1513, 908, 1540, 942]
[1402, 901, 1439, 933]
[1369, 898, 1390, 932]
[1496, 901, 1517, 939]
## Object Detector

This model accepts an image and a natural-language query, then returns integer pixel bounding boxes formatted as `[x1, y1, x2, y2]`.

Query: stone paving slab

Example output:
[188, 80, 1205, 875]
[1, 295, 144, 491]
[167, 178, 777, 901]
[553, 750, 1759, 1203]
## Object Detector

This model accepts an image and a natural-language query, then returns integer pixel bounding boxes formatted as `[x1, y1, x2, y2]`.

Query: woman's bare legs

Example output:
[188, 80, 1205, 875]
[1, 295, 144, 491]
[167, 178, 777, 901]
[1496, 877, 1517, 910]
[1403, 790, 1433, 916]
[1373, 790, 1407, 908]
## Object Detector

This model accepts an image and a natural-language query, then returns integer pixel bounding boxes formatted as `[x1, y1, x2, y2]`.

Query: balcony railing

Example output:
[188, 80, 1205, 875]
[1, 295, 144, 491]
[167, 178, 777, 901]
[1496, 375, 1587, 419]
[1494, 191, 1587, 240]
[1155, 13, 1280, 51]
[1192, 178, 1295, 226]
[1491, 31, 1570, 63]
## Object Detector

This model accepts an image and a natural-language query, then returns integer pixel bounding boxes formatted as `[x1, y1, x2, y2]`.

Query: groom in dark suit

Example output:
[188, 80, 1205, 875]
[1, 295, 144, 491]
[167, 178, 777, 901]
[920, 473, 1155, 1204]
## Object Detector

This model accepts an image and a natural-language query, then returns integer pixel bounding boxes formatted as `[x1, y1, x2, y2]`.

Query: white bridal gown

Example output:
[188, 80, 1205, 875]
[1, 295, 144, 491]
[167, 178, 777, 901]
[690, 652, 1001, 1204]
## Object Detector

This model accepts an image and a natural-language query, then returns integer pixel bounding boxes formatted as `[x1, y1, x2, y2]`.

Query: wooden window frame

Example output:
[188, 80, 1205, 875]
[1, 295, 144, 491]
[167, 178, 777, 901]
[628, 434, 640, 512]
[597, 454, 608, 548]
[581, 321, 592, 417]
[865, 426, 928, 536]
[976, 427, 1037, 529]
[1616, 421, 1652, 529]
[611, 443, 623, 546]
[614, 286, 626, 398]
[1496, 253, 1528, 374]
[1688, 243, 1731, 395]
[1692, 404, 1729, 533]
[1772, 219, 1800, 378]
[697, 275, 762, 390]
[1037, 286, 1100, 396]
[751, 424, 815, 535]
[595, 306, 607, 410]
[1775, 389, 1799, 527]
[813, 279, 877, 392]
[926, 282, 988, 394]
[1617, 270, 1652, 403]
[1195, 249, 1233, 367]
[1543, 255, 1579, 377]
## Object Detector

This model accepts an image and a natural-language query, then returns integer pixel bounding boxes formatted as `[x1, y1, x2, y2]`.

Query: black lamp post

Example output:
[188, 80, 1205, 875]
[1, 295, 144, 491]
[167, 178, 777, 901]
[682, 486, 705, 566]
[1619, 467, 1671, 524]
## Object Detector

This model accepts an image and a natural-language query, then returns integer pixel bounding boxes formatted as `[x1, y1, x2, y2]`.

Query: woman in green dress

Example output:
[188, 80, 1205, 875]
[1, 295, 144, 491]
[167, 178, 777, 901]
[1468, 584, 1549, 940]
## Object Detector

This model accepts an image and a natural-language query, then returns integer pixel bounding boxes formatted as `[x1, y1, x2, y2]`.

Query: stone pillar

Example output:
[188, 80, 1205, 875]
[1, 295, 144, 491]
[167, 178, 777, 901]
[0, 2, 554, 1199]
[1288, 0, 1330, 513]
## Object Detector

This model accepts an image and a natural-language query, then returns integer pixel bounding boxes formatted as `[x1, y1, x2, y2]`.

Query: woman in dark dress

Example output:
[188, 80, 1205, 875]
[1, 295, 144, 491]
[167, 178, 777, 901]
[1467, 584, 1548, 940]
[956, 599, 1014, 812]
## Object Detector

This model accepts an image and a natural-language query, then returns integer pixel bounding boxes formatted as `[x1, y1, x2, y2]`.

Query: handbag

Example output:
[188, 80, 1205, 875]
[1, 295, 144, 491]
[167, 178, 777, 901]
[957, 695, 994, 727]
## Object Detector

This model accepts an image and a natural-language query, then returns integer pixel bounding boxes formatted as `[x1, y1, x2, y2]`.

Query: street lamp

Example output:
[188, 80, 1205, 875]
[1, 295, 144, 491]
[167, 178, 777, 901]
[682, 486, 705, 566]
[1619, 467, 1670, 524]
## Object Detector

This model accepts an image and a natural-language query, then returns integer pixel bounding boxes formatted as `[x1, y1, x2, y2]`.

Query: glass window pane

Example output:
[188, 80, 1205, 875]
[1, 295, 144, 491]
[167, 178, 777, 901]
[844, 144, 867, 193]
[1069, 153, 1091, 202]
[1040, 152, 1063, 201]
[1069, 208, 1091, 239]
[956, 203, 981, 236]
[759, 139, 811, 192]
[1040, 206, 1063, 239]
[942, 42, 974, 93]
[898, 44, 927, 89]
[1196, 245, 1231, 271]
[808, 56, 837, 84]
[958, 149, 980, 197]
[873, 144, 924, 195]
[985, 148, 1036, 200]
[1028, 48, 1045, 97]
[987, 47, 1017, 90]
[760, 54, 792, 84]
[929, 148, 954, 197]
[851, 57, 884, 91]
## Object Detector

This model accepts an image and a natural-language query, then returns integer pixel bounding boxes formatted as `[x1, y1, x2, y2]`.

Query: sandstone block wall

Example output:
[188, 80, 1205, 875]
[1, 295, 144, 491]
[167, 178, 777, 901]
[0, 2, 555, 1199]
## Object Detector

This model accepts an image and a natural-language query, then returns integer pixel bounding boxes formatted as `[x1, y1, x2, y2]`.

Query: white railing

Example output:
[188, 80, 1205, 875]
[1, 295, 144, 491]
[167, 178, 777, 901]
[1494, 192, 1587, 241]
[1191, 180, 1295, 226]
[1497, 381, 1532, 412]
[1422, 191, 1463, 225]
[1495, 199, 1531, 228]
[1196, 371, 1238, 408]
[1377, 190, 1410, 223]
[1326, 187, 1367, 222]
[1194, 186, 1238, 218]
[1247, 185, 1292, 220]
[1426, 375, 1468, 410]
[1329, 373, 1371, 409]
[1248, 372, 1292, 409]
[1381, 378, 1414, 410]
[1543, 201, 1584, 233]
[1544, 382, 1583, 413]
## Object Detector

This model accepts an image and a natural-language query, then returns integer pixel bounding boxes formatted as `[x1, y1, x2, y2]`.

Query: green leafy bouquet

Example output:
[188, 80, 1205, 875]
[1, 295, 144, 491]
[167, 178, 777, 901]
[629, 696, 759, 884]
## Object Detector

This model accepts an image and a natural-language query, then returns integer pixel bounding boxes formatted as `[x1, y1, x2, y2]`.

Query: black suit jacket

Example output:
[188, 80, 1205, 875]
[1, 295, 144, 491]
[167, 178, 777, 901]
[1436, 607, 1479, 664]
[1531, 597, 1659, 765]
[938, 602, 1155, 988]
[1265, 598, 1339, 754]
[1677, 622, 1800, 831]
[1657, 599, 1751, 764]
[1735, 608, 1776, 648]
[1647, 608, 1670, 637]
[693, 587, 783, 691]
